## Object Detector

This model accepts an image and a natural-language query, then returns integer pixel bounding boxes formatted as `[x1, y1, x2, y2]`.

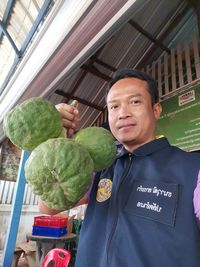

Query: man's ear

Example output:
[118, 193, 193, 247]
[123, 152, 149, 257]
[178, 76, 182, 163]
[153, 103, 162, 119]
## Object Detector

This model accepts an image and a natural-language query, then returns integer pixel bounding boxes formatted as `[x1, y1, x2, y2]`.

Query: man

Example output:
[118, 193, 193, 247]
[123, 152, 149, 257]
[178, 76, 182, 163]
[39, 69, 200, 267]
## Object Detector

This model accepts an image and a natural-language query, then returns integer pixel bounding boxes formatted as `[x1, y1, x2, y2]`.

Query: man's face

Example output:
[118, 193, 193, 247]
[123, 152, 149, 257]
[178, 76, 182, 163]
[107, 77, 162, 152]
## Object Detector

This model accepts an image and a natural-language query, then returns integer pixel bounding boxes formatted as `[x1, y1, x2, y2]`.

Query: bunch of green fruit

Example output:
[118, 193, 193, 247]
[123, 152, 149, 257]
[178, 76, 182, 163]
[3, 97, 117, 209]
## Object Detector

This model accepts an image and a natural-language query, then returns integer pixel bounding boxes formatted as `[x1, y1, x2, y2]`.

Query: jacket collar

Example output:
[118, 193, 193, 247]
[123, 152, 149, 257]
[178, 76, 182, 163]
[117, 137, 170, 158]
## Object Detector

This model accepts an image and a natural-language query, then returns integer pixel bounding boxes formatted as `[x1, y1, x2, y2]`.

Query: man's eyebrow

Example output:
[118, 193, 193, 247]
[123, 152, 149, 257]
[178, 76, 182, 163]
[107, 94, 143, 104]
[107, 99, 118, 104]
[129, 93, 142, 98]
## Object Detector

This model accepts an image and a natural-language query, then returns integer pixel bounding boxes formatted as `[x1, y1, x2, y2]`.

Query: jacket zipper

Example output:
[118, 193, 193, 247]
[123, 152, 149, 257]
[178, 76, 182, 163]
[106, 153, 133, 267]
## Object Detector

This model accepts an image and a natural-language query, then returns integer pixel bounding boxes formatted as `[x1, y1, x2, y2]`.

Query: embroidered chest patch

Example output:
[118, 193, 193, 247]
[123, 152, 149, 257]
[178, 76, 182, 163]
[125, 179, 179, 226]
[96, 178, 112, 202]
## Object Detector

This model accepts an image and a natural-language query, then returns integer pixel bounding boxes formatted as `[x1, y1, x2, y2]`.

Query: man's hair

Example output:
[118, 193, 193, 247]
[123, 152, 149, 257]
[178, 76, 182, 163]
[107, 69, 159, 104]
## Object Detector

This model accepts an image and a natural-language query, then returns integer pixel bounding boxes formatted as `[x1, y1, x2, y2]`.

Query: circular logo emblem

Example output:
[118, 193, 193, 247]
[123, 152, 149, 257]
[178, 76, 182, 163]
[96, 178, 112, 202]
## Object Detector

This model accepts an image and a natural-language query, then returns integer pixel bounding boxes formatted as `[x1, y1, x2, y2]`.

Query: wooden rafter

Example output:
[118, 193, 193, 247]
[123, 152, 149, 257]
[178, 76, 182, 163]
[128, 20, 170, 54]
[60, 69, 88, 103]
[91, 58, 116, 72]
[55, 90, 104, 111]
[81, 64, 111, 81]
[135, 2, 190, 69]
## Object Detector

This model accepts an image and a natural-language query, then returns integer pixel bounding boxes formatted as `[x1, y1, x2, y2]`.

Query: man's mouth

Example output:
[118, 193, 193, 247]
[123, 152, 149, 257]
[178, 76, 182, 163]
[118, 123, 136, 130]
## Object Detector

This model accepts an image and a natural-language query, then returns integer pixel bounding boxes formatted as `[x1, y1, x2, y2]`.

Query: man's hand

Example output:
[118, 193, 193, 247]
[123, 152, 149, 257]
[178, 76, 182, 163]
[56, 102, 80, 137]
[38, 194, 89, 215]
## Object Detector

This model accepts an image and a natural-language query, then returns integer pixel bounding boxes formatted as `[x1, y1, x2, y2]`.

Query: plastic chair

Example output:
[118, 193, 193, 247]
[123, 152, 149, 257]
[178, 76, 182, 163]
[40, 248, 71, 267]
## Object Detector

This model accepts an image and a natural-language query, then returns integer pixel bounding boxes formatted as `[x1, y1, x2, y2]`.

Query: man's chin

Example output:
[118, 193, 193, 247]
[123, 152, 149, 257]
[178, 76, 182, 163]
[117, 136, 137, 145]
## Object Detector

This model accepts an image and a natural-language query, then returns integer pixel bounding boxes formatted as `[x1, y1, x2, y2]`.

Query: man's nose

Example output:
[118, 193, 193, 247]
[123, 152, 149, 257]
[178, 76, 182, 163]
[118, 104, 131, 119]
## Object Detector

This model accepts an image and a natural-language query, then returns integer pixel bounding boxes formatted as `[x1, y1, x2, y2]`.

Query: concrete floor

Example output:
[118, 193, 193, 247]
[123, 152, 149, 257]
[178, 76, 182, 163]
[0, 250, 30, 267]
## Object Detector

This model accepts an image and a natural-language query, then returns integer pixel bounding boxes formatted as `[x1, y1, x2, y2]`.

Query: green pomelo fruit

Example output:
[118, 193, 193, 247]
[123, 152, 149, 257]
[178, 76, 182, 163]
[74, 127, 117, 171]
[3, 97, 63, 151]
[25, 138, 94, 210]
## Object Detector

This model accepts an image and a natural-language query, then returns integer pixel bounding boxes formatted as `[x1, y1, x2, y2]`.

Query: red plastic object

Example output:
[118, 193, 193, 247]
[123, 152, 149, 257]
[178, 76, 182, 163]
[40, 248, 71, 267]
[34, 216, 67, 228]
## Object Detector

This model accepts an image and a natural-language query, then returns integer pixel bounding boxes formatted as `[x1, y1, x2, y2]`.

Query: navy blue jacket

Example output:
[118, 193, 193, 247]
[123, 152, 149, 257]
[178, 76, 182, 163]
[75, 138, 200, 267]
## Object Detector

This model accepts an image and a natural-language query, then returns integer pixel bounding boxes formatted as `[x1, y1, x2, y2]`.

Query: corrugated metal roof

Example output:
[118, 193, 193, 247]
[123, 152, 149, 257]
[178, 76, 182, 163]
[46, 0, 198, 129]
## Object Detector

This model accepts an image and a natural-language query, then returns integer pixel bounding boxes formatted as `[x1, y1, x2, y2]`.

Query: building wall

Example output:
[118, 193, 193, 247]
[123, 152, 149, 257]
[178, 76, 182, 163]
[0, 205, 39, 250]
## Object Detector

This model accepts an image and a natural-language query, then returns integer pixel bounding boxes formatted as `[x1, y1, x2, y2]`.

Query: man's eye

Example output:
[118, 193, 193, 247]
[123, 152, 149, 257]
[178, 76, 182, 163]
[130, 99, 141, 105]
[110, 105, 118, 110]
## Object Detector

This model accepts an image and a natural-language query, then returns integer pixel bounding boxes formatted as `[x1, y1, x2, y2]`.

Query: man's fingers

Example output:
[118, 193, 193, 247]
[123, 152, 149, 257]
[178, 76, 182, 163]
[56, 103, 77, 115]
[67, 128, 75, 138]
[62, 119, 76, 129]
[55, 102, 80, 134]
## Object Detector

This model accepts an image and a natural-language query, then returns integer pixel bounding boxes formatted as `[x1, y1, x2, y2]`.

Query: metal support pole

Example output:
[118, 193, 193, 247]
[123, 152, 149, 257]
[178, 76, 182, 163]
[2, 150, 30, 267]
